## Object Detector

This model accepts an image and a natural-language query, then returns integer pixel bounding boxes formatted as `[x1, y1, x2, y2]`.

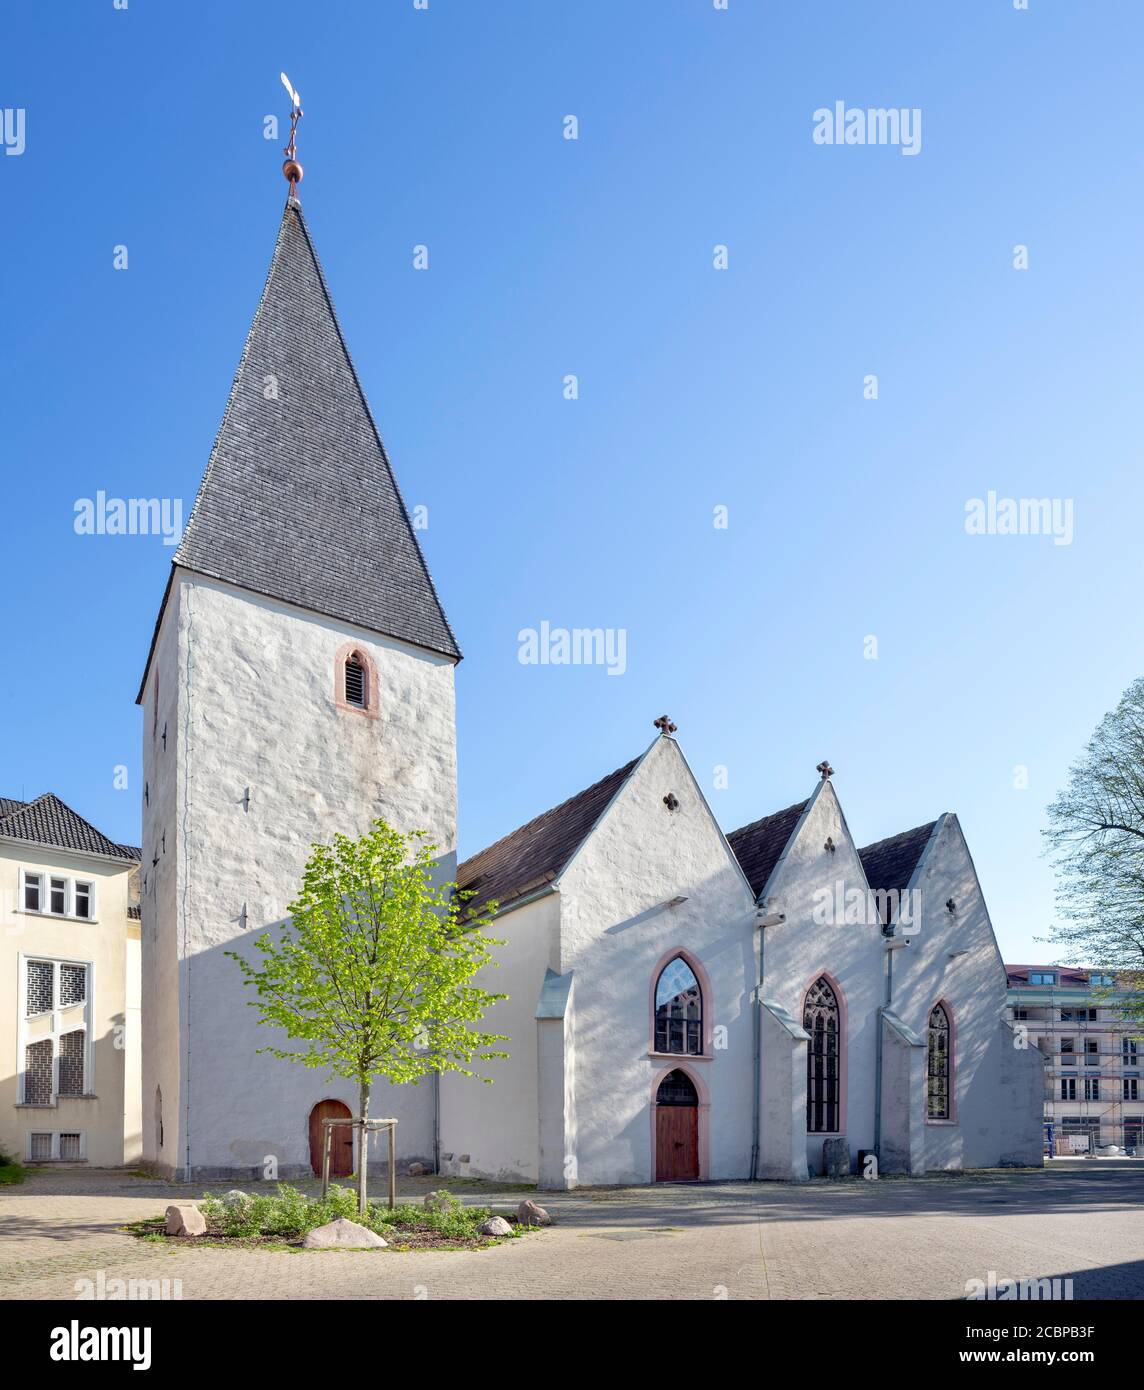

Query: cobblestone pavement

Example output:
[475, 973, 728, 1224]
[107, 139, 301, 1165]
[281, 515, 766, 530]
[2, 1165, 1143, 1300]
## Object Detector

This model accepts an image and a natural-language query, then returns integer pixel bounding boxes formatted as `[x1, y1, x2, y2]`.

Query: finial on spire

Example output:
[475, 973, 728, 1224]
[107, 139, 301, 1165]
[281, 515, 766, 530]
[816, 760, 834, 780]
[654, 715, 678, 737]
[280, 72, 304, 197]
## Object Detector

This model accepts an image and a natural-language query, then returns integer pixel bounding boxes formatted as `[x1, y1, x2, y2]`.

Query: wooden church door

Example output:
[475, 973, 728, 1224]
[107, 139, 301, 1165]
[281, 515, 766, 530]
[309, 1099, 353, 1176]
[655, 1069, 699, 1181]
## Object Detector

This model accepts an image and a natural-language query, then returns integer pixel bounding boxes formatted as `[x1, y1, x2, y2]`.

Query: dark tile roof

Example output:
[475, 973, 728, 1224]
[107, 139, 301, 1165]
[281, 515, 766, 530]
[146, 197, 459, 697]
[858, 822, 937, 904]
[0, 793, 141, 863]
[457, 757, 641, 915]
[727, 800, 809, 899]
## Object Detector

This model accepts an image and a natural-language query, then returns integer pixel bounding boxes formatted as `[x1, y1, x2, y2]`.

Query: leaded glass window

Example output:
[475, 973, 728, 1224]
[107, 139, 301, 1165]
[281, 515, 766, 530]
[927, 1003, 951, 1119]
[654, 956, 703, 1055]
[804, 977, 840, 1133]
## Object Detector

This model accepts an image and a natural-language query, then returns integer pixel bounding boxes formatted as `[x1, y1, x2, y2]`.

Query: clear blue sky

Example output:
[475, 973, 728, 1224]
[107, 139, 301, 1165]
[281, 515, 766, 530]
[2, 1, 1141, 964]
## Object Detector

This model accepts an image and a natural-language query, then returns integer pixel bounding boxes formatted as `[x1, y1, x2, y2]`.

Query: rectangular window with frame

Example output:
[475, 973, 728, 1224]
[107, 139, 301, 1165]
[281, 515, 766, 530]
[49, 877, 67, 915]
[1060, 1037, 1075, 1056]
[23, 871, 42, 912]
[28, 1133, 52, 1161]
[1085, 1039, 1100, 1066]
[1061, 1077, 1077, 1100]
[1125, 1078, 1140, 1101]
[1084, 1077, 1100, 1101]
[73, 881, 93, 920]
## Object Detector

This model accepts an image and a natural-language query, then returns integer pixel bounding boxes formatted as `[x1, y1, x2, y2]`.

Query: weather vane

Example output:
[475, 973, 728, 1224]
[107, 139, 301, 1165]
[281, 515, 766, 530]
[280, 72, 304, 196]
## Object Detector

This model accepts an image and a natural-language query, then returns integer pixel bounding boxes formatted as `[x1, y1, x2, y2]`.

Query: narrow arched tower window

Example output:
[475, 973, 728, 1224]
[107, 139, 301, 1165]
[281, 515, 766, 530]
[927, 1004, 951, 1119]
[655, 956, 703, 1055]
[344, 654, 367, 708]
[804, 976, 840, 1133]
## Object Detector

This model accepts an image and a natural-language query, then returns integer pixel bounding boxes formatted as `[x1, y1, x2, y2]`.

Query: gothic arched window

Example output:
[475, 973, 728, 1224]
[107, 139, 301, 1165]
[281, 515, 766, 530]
[344, 653, 367, 708]
[804, 976, 841, 1133]
[655, 956, 703, 1055]
[335, 643, 378, 717]
[927, 1004, 951, 1120]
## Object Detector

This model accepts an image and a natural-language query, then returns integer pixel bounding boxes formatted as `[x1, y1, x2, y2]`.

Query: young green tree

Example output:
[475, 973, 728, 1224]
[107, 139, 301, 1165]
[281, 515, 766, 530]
[1044, 675, 1144, 1024]
[229, 820, 506, 1211]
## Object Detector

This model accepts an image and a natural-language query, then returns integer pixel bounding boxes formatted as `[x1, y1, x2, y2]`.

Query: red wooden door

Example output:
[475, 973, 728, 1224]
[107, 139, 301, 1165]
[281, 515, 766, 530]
[309, 1099, 353, 1177]
[656, 1101, 699, 1181]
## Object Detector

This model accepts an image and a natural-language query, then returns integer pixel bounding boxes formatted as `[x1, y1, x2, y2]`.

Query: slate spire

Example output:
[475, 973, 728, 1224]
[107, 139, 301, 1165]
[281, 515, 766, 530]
[174, 198, 460, 660]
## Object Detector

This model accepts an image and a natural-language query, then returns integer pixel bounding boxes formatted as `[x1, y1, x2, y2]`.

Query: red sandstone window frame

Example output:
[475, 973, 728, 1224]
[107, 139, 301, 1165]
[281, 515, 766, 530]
[333, 642, 379, 719]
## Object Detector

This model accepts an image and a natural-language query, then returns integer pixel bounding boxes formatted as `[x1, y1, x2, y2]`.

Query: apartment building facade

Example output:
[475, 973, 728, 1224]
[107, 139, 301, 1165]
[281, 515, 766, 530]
[1006, 964, 1143, 1153]
[1, 793, 141, 1167]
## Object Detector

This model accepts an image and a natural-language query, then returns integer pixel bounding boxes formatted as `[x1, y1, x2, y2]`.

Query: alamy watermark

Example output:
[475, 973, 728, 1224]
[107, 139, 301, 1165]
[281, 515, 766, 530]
[965, 1271, 1074, 1301]
[2, 107, 25, 156]
[74, 492, 184, 546]
[964, 491, 1073, 545]
[518, 622, 627, 677]
[813, 101, 921, 157]
[812, 880, 921, 934]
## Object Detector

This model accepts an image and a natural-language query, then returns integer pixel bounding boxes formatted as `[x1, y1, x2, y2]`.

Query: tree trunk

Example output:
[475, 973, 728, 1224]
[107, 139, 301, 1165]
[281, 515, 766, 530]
[358, 1079, 371, 1216]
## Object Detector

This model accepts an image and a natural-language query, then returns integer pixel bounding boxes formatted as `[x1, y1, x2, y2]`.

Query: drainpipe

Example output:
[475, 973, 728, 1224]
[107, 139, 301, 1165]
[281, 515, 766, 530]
[874, 929, 908, 1157]
[751, 907, 786, 1181]
[750, 928, 763, 1181]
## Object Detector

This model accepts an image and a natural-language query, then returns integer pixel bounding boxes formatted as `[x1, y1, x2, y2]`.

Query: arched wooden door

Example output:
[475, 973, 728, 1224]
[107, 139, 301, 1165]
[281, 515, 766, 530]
[308, 1099, 353, 1177]
[655, 1069, 699, 1181]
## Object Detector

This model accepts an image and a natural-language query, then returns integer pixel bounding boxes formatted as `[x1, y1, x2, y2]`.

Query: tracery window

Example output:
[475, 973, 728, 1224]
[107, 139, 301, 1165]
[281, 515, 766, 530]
[804, 976, 840, 1133]
[654, 956, 703, 1055]
[927, 1003, 951, 1120]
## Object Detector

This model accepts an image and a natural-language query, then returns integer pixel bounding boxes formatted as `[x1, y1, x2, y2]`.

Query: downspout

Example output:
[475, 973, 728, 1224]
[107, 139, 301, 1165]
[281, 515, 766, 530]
[749, 924, 764, 1181]
[873, 926, 894, 1157]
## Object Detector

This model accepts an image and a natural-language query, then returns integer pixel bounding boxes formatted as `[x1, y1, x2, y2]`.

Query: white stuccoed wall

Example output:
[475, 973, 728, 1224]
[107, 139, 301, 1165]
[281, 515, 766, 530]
[140, 581, 183, 1173]
[144, 570, 456, 1178]
[438, 892, 559, 1182]
[556, 737, 758, 1186]
[758, 781, 884, 1175]
[887, 815, 1043, 1169]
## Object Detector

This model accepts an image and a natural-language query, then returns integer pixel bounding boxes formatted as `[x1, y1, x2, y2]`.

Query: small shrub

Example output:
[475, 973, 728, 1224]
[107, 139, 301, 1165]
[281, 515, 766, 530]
[191, 1184, 521, 1244]
[0, 1147, 25, 1185]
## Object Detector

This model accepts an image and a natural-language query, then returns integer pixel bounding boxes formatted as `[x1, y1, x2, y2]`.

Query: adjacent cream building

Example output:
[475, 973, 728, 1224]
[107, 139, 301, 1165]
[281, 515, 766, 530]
[1, 794, 141, 1167]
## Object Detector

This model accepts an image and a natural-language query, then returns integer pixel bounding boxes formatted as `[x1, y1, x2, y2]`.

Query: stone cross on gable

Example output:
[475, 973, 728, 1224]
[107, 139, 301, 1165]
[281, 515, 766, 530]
[654, 715, 678, 737]
[816, 760, 834, 780]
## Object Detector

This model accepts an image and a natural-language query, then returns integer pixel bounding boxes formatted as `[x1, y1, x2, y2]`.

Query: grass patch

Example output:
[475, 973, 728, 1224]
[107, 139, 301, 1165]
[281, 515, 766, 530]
[128, 1184, 535, 1251]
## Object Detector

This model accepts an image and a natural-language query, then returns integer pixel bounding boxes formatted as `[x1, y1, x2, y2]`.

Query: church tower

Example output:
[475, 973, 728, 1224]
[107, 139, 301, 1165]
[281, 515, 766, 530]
[136, 181, 460, 1178]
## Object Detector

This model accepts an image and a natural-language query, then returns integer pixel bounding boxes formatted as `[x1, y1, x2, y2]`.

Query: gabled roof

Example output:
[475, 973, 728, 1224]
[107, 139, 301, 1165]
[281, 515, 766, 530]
[727, 800, 809, 899]
[457, 757, 640, 915]
[0, 793, 140, 863]
[139, 196, 459, 700]
[858, 821, 937, 898]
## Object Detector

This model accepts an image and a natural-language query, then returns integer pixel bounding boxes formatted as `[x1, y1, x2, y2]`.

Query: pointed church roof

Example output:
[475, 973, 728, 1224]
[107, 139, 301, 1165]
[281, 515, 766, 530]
[0, 792, 140, 862]
[858, 821, 937, 898]
[138, 198, 458, 699]
[726, 800, 809, 899]
[457, 756, 641, 916]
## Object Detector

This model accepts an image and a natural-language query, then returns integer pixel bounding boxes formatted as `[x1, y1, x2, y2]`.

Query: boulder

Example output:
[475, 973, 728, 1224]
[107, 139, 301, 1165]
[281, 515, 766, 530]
[302, 1217, 387, 1250]
[222, 1189, 252, 1210]
[165, 1203, 207, 1237]
[407, 1162, 426, 1177]
[478, 1215, 513, 1237]
[517, 1199, 551, 1227]
[823, 1137, 850, 1179]
[423, 1189, 455, 1212]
